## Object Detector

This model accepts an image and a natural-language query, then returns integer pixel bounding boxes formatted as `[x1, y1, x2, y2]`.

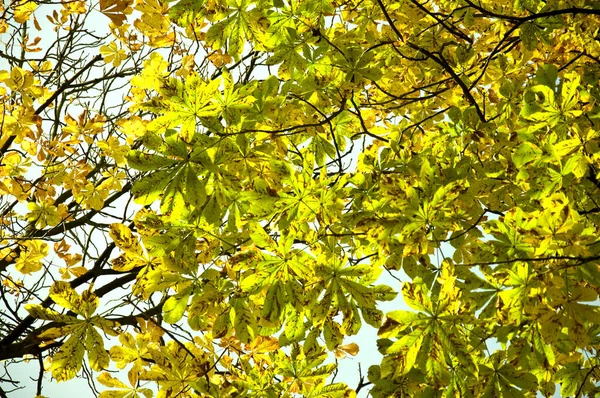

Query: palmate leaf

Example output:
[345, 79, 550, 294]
[555, 363, 593, 397]
[479, 353, 538, 397]
[126, 150, 179, 172]
[167, 0, 205, 26]
[262, 281, 286, 323]
[231, 297, 258, 344]
[109, 223, 143, 255]
[205, 0, 269, 59]
[138, 340, 210, 396]
[284, 305, 305, 342]
[377, 276, 478, 380]
[12, 0, 38, 23]
[511, 142, 543, 169]
[147, 74, 221, 142]
[25, 282, 117, 381]
[49, 281, 84, 315]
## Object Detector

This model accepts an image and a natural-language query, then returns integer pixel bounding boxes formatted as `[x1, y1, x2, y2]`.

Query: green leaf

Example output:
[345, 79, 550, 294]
[511, 142, 542, 168]
[534, 64, 558, 89]
[553, 139, 580, 158]
[126, 150, 179, 171]
[520, 22, 540, 51]
[132, 170, 176, 205]
[323, 319, 343, 350]
[163, 290, 191, 324]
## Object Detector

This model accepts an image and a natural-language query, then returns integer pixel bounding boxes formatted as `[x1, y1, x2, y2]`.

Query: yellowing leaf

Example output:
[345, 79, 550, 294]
[553, 139, 580, 158]
[37, 325, 78, 340]
[109, 223, 142, 255]
[49, 281, 81, 312]
[80, 287, 100, 318]
[511, 142, 542, 168]
[98, 372, 129, 389]
[100, 42, 127, 67]
[86, 326, 110, 371]
[25, 304, 74, 323]
[15, 240, 49, 274]
[13, 0, 38, 23]
[27, 200, 61, 229]
[162, 291, 191, 324]
[51, 329, 86, 381]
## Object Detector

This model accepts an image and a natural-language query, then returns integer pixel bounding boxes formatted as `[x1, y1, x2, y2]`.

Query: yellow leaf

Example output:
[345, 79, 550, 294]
[80, 287, 99, 318]
[1, 151, 32, 176]
[25, 303, 74, 322]
[13, 0, 38, 23]
[110, 253, 141, 272]
[5, 67, 34, 91]
[99, 0, 133, 26]
[51, 329, 86, 381]
[27, 200, 61, 229]
[62, 0, 86, 14]
[100, 42, 127, 67]
[98, 391, 137, 398]
[1, 277, 24, 296]
[97, 372, 129, 388]
[49, 281, 81, 312]
[15, 240, 49, 274]
[109, 223, 142, 255]
[553, 139, 580, 158]
[130, 52, 168, 92]
[86, 326, 109, 371]
[91, 316, 121, 336]
[59, 265, 87, 280]
[117, 116, 148, 144]
[37, 325, 78, 340]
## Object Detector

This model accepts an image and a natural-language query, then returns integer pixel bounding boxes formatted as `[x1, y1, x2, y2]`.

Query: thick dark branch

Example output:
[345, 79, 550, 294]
[94, 272, 139, 298]
[240, 106, 347, 136]
[522, 7, 600, 22]
[406, 44, 486, 121]
[459, 254, 600, 267]
[410, 0, 472, 43]
[0, 300, 157, 362]
[0, 248, 116, 348]
[373, 0, 485, 121]
[110, 304, 163, 327]
[0, 270, 144, 362]
[374, 0, 405, 42]
[31, 182, 132, 238]
[461, 0, 522, 21]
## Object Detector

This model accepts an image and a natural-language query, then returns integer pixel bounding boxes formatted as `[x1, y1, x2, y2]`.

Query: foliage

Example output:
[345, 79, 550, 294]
[2, 0, 600, 397]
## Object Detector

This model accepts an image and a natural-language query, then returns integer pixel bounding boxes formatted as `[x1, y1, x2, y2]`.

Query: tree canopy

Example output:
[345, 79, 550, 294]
[2, 0, 600, 396]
